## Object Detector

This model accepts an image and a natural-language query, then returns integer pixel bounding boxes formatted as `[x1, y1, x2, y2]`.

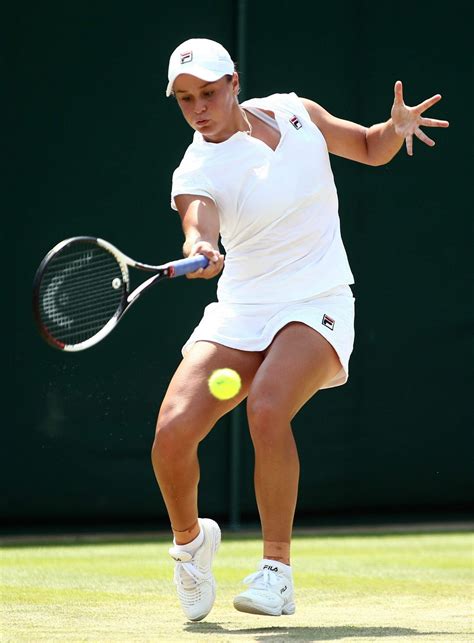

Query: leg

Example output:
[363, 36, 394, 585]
[247, 322, 342, 564]
[151, 340, 262, 544]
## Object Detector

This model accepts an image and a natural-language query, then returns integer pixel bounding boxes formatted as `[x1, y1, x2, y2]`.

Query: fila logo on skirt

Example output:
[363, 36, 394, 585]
[322, 314, 335, 330]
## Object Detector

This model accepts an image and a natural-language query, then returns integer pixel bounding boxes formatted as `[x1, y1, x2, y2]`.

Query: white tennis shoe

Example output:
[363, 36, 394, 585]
[168, 518, 221, 622]
[233, 559, 295, 616]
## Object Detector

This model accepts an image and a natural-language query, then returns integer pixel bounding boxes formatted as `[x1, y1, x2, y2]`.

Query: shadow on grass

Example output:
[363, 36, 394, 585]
[185, 623, 447, 640]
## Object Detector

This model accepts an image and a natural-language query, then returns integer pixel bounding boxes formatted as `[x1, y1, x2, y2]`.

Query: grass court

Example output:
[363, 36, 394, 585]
[1, 529, 472, 642]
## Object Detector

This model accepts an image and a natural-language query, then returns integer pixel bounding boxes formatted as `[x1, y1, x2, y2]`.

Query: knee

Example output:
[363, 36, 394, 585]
[247, 393, 286, 447]
[151, 408, 193, 465]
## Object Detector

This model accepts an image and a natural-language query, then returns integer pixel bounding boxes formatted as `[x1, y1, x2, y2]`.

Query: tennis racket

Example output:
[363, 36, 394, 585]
[32, 236, 209, 352]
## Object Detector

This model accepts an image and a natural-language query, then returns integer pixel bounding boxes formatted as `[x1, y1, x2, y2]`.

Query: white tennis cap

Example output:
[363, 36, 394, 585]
[166, 38, 234, 97]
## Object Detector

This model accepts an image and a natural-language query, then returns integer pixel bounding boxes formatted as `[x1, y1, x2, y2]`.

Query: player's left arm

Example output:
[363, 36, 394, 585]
[301, 80, 449, 166]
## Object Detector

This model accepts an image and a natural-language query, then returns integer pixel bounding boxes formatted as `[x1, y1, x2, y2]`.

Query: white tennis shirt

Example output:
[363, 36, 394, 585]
[171, 92, 354, 304]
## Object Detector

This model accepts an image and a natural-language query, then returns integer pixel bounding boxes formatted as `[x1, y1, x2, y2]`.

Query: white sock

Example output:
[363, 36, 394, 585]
[262, 558, 292, 576]
[173, 528, 204, 556]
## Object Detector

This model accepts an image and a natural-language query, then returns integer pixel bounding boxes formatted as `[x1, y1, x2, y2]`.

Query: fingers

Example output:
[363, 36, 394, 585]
[393, 82, 448, 155]
[186, 248, 224, 280]
[394, 80, 404, 105]
[194, 255, 224, 279]
[406, 126, 438, 155]
[419, 117, 450, 128]
[394, 80, 449, 117]
[415, 93, 442, 114]
[414, 127, 435, 147]
[187, 264, 223, 279]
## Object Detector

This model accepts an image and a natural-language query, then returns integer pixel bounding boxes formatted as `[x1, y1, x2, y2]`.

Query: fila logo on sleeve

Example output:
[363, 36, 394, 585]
[322, 314, 335, 330]
[180, 51, 193, 64]
[290, 115, 302, 130]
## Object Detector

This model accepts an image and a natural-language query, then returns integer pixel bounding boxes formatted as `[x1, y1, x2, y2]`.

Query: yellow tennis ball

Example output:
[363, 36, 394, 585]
[208, 368, 241, 400]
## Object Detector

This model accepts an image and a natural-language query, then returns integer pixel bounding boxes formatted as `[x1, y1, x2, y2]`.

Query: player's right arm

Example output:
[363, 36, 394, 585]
[175, 194, 224, 279]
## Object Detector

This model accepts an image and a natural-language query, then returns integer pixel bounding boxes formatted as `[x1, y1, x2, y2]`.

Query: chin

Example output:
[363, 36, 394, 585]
[199, 125, 222, 142]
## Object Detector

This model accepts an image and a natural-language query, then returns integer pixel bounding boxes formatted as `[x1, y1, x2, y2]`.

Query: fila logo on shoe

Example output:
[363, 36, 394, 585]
[263, 564, 279, 572]
[169, 550, 192, 563]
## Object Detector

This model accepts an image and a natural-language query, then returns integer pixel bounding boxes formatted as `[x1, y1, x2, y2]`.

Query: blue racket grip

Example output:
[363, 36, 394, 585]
[168, 254, 209, 277]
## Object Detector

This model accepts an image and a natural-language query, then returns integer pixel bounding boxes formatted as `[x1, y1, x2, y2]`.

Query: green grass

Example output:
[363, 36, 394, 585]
[1, 531, 472, 642]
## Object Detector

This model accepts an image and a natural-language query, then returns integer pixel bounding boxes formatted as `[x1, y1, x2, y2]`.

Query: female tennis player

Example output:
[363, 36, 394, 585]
[151, 38, 449, 621]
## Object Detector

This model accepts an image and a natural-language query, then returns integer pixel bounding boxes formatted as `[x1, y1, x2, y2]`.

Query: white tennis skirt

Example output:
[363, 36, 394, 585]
[182, 284, 355, 389]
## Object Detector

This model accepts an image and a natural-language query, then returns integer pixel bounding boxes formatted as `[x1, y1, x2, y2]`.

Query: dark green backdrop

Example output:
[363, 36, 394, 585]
[8, 1, 473, 530]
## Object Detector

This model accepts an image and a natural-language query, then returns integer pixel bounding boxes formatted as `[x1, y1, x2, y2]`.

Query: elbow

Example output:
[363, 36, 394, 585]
[366, 154, 393, 167]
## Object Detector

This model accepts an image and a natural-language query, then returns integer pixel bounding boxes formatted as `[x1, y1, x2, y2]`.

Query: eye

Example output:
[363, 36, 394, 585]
[180, 96, 191, 103]
[203, 90, 215, 98]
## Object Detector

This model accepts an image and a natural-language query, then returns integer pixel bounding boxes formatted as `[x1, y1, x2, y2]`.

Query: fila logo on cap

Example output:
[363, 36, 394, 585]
[322, 314, 335, 330]
[180, 51, 193, 64]
[290, 115, 302, 130]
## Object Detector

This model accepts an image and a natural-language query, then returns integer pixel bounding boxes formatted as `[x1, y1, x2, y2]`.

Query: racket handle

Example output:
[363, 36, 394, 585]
[168, 254, 209, 277]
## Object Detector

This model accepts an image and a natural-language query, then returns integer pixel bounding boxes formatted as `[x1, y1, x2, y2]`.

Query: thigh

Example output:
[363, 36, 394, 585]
[249, 322, 342, 421]
[157, 341, 264, 440]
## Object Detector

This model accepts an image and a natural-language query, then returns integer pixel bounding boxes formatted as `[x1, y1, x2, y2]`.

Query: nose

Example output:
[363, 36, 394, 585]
[194, 99, 207, 114]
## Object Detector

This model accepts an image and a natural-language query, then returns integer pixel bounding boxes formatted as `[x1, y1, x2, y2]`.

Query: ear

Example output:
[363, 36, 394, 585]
[232, 71, 240, 96]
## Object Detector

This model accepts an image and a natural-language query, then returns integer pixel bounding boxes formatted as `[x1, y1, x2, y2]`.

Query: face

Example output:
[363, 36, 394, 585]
[173, 73, 240, 142]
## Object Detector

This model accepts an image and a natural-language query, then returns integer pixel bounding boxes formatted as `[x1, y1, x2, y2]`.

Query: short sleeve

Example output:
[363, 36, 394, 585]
[270, 92, 312, 123]
[241, 92, 313, 127]
[170, 167, 216, 211]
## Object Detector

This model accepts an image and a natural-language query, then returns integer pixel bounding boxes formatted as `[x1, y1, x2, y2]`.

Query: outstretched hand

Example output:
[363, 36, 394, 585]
[391, 80, 449, 156]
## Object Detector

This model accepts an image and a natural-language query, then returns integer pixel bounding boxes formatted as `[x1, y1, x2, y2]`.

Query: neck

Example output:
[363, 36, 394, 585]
[239, 107, 252, 136]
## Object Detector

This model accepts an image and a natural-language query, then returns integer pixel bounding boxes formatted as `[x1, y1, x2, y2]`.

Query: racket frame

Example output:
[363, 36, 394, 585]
[32, 236, 208, 352]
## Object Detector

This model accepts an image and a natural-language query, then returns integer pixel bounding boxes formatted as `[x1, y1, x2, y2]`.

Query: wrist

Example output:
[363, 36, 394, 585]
[388, 115, 407, 141]
[184, 239, 218, 257]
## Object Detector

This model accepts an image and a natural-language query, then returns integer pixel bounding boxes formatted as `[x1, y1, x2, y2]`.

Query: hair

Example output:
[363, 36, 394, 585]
[171, 72, 236, 99]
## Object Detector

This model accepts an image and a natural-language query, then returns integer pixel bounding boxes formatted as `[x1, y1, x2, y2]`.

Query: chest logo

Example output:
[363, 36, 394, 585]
[290, 115, 302, 130]
[180, 51, 193, 64]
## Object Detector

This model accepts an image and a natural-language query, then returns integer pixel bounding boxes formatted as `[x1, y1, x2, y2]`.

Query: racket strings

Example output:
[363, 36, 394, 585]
[43, 269, 125, 302]
[38, 244, 126, 345]
[50, 317, 118, 340]
[47, 274, 122, 303]
[43, 254, 124, 272]
[40, 247, 121, 265]
[41, 294, 124, 328]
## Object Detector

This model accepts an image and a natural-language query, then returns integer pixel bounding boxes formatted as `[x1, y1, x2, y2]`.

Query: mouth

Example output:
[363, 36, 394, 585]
[195, 119, 210, 127]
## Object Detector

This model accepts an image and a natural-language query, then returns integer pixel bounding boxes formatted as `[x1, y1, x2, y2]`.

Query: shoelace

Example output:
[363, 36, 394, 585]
[243, 568, 279, 589]
[174, 560, 205, 589]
